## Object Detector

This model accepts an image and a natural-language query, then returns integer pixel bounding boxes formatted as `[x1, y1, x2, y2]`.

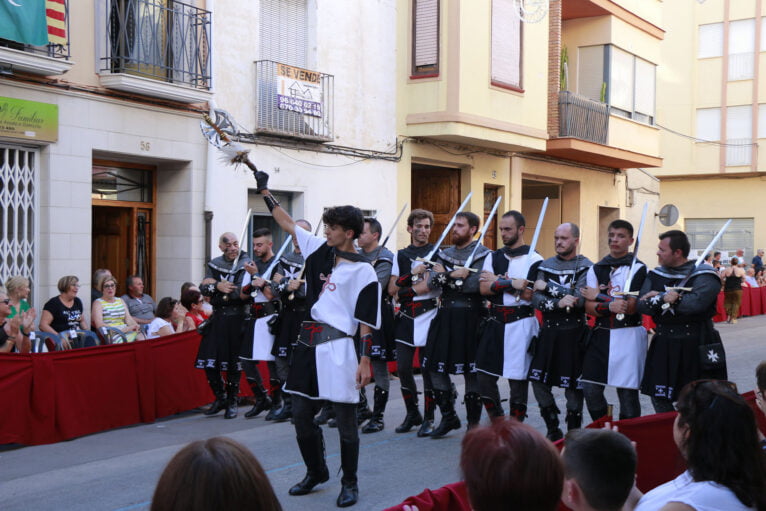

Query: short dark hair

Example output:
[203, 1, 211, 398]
[457, 211, 480, 231]
[460, 419, 563, 511]
[502, 210, 525, 228]
[659, 230, 690, 258]
[181, 289, 202, 310]
[704, 253, 713, 262]
[364, 218, 382, 239]
[252, 227, 272, 239]
[151, 437, 282, 511]
[714, 251, 722, 257]
[322, 205, 364, 239]
[407, 209, 434, 228]
[608, 219, 634, 237]
[757, 362, 766, 392]
[563, 429, 637, 511]
[156, 297, 177, 320]
[126, 275, 142, 288]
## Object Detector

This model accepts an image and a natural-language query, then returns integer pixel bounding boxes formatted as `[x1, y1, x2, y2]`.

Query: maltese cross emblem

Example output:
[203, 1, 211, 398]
[706, 350, 719, 363]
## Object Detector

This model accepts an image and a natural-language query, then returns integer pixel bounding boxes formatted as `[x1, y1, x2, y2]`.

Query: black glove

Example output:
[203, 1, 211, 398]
[254, 170, 270, 193]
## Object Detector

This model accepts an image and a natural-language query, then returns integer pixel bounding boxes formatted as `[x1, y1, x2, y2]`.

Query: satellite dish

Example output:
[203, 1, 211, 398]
[658, 204, 679, 226]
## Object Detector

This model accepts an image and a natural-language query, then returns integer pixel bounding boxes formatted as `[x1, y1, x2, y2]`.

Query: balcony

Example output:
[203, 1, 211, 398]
[99, 0, 212, 104]
[254, 60, 334, 142]
[0, 0, 72, 76]
[547, 91, 662, 169]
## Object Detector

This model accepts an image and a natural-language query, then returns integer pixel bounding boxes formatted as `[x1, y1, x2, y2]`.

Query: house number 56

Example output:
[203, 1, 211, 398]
[140, 141, 151, 151]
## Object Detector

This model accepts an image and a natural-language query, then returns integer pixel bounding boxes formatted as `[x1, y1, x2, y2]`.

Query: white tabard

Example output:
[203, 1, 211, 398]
[391, 254, 440, 347]
[291, 226, 381, 403]
[239, 271, 276, 361]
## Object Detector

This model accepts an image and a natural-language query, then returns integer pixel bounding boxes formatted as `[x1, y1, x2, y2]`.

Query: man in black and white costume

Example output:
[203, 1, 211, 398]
[356, 217, 396, 434]
[528, 222, 592, 441]
[476, 210, 542, 422]
[239, 227, 280, 420]
[269, 219, 313, 422]
[637, 229, 725, 413]
[257, 171, 380, 508]
[196, 232, 252, 419]
[580, 219, 647, 421]
[389, 209, 439, 436]
[419, 211, 490, 437]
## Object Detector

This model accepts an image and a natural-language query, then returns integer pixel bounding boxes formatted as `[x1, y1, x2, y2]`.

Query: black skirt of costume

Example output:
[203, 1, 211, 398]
[270, 305, 307, 359]
[640, 321, 726, 402]
[370, 299, 396, 361]
[285, 342, 320, 398]
[527, 316, 587, 389]
[195, 312, 245, 372]
[423, 307, 480, 375]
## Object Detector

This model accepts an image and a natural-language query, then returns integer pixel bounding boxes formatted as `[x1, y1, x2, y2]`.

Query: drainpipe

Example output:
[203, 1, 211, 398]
[203, 0, 216, 263]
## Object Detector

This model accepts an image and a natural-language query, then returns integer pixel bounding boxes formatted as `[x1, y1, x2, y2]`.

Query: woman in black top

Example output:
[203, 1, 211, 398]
[723, 257, 745, 324]
[39, 275, 93, 349]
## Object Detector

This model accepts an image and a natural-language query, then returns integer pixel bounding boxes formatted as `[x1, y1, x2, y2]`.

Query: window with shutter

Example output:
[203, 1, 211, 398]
[728, 18, 755, 81]
[412, 0, 439, 77]
[696, 107, 721, 141]
[577, 45, 605, 102]
[491, 0, 522, 90]
[698, 23, 723, 58]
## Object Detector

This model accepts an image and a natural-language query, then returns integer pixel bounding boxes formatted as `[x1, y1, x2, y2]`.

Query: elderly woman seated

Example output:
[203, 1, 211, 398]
[0, 287, 33, 353]
[92, 275, 143, 342]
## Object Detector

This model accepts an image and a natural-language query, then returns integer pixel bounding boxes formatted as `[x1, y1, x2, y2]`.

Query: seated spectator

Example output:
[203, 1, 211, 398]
[183, 281, 214, 317]
[121, 275, 156, 326]
[92, 276, 143, 342]
[180, 281, 197, 297]
[39, 275, 98, 349]
[745, 267, 759, 288]
[180, 288, 208, 330]
[460, 419, 563, 511]
[151, 436, 282, 511]
[146, 297, 188, 339]
[5, 275, 32, 319]
[91, 268, 111, 303]
[561, 428, 639, 511]
[758, 270, 766, 288]
[0, 287, 32, 353]
[634, 380, 766, 511]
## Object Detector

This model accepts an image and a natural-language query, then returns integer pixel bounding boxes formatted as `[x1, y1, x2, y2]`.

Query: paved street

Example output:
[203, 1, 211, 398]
[2, 315, 765, 511]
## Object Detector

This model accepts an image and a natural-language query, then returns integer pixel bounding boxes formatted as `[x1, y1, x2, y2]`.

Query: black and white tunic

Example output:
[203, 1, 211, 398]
[271, 250, 306, 359]
[195, 252, 252, 371]
[475, 246, 542, 380]
[285, 226, 381, 403]
[527, 254, 592, 389]
[240, 255, 277, 362]
[637, 261, 724, 401]
[392, 244, 440, 348]
[423, 241, 490, 375]
[358, 246, 396, 360]
[580, 254, 648, 389]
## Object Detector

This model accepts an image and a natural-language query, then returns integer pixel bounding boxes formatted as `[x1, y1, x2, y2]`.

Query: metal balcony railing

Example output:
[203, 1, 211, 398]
[728, 52, 754, 81]
[255, 60, 334, 142]
[102, 0, 211, 89]
[725, 138, 753, 166]
[558, 91, 609, 145]
[0, 0, 70, 60]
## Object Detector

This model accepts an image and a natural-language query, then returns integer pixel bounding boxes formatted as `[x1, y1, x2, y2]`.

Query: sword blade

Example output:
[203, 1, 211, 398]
[464, 196, 503, 268]
[622, 203, 648, 294]
[230, 208, 253, 272]
[262, 235, 294, 281]
[526, 197, 549, 270]
[677, 219, 732, 288]
[381, 202, 409, 248]
[425, 191, 473, 260]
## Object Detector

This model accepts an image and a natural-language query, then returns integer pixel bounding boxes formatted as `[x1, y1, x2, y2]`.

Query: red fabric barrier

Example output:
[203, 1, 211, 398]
[751, 286, 763, 316]
[740, 286, 752, 317]
[761, 287, 766, 315]
[1, 331, 275, 446]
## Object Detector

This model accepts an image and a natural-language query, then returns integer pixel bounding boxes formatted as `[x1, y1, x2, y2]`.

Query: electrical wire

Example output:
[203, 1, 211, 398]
[655, 122, 758, 147]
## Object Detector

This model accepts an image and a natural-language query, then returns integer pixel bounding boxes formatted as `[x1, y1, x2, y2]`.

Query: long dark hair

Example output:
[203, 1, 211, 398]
[676, 380, 766, 510]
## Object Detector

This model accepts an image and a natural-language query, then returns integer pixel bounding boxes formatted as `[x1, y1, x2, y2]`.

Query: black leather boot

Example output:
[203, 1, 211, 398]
[509, 402, 527, 422]
[540, 404, 563, 441]
[314, 401, 335, 425]
[272, 392, 293, 422]
[356, 388, 372, 425]
[224, 380, 239, 419]
[204, 375, 226, 416]
[265, 378, 283, 421]
[289, 434, 330, 496]
[336, 439, 360, 507]
[464, 392, 483, 429]
[566, 409, 583, 431]
[362, 387, 388, 434]
[395, 387, 423, 433]
[417, 390, 436, 437]
[244, 381, 272, 419]
[430, 389, 461, 438]
[481, 395, 505, 420]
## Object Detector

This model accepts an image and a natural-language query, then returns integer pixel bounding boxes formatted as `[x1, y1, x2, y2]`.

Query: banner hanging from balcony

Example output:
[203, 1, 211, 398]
[46, 0, 67, 45]
[276, 63, 323, 118]
[0, 0, 49, 46]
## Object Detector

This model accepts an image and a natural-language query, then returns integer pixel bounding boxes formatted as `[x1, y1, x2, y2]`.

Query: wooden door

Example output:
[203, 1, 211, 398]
[92, 206, 132, 296]
[411, 164, 460, 246]
[484, 185, 499, 250]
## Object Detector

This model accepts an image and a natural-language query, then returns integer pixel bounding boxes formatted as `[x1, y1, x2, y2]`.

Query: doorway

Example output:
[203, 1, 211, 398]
[411, 163, 460, 245]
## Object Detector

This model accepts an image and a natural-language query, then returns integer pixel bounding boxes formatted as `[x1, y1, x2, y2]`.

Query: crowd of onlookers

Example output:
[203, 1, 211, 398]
[148, 369, 766, 511]
[0, 268, 213, 354]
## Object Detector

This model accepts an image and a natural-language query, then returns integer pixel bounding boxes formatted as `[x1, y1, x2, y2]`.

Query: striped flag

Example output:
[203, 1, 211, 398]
[46, 0, 66, 45]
